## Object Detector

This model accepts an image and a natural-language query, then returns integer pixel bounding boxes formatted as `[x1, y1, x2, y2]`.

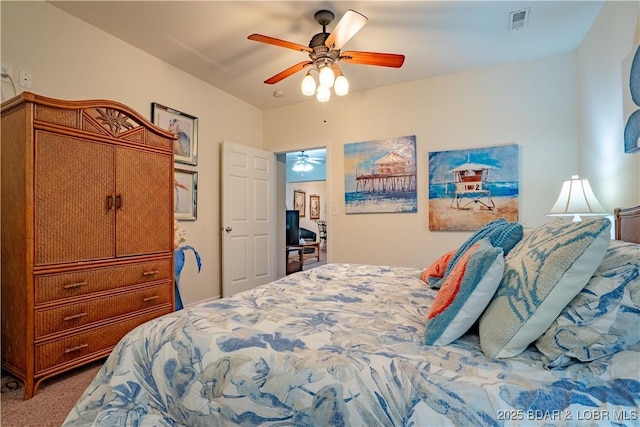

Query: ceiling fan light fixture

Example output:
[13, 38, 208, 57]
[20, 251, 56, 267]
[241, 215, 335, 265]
[334, 74, 349, 96]
[249, 9, 405, 104]
[301, 72, 316, 96]
[316, 85, 331, 102]
[318, 64, 335, 88]
[292, 162, 314, 172]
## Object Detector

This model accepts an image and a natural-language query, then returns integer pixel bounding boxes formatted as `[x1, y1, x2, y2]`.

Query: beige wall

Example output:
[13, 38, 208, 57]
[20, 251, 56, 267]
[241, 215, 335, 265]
[577, 1, 640, 209]
[2, 1, 637, 302]
[1, 1, 264, 305]
[264, 2, 639, 269]
[264, 53, 581, 267]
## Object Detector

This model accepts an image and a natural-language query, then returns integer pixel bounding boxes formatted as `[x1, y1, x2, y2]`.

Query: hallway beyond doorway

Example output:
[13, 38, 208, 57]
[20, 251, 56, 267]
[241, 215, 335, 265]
[303, 248, 327, 271]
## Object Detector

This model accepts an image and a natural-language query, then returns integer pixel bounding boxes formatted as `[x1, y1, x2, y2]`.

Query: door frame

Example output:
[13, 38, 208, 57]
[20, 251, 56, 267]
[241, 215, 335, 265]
[275, 146, 328, 277]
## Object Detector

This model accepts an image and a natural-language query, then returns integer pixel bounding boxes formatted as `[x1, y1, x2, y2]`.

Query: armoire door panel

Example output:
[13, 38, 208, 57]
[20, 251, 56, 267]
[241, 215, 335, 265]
[115, 147, 172, 257]
[34, 132, 115, 265]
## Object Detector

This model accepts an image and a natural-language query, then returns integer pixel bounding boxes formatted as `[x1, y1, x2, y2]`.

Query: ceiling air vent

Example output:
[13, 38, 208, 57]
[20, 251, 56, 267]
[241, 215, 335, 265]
[509, 8, 530, 31]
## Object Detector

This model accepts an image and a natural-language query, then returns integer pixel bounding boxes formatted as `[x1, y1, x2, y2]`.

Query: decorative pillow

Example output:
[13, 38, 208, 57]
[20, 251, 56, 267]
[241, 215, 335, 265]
[535, 240, 640, 368]
[425, 240, 504, 346]
[444, 219, 522, 280]
[479, 217, 611, 359]
[421, 249, 456, 288]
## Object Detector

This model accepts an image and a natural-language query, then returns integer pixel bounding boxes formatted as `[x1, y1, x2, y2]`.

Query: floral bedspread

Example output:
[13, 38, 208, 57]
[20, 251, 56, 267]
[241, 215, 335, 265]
[63, 264, 640, 426]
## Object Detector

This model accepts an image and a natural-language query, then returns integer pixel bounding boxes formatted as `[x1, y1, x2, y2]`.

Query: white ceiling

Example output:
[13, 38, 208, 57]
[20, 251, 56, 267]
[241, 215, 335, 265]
[50, 1, 604, 110]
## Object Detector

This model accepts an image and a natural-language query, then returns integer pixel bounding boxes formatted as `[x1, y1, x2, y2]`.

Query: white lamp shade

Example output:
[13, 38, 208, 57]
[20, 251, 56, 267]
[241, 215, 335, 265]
[316, 85, 331, 102]
[334, 75, 349, 96]
[547, 175, 608, 221]
[301, 73, 316, 96]
[318, 65, 335, 88]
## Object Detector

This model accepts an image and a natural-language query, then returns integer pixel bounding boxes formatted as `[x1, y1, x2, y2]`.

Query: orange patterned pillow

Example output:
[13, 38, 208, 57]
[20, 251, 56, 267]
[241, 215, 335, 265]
[421, 249, 456, 288]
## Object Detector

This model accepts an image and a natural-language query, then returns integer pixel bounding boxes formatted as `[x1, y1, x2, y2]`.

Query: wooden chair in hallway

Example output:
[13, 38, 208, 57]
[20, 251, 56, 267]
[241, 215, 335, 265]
[317, 220, 327, 252]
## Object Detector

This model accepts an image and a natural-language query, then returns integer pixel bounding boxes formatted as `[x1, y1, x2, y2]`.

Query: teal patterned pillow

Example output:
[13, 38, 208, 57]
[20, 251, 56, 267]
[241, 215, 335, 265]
[438, 219, 522, 289]
[424, 239, 504, 346]
[535, 240, 640, 367]
[479, 217, 611, 359]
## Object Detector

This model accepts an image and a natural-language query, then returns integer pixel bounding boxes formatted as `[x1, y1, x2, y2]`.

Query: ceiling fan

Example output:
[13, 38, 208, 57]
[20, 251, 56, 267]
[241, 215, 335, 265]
[292, 151, 322, 172]
[248, 9, 405, 100]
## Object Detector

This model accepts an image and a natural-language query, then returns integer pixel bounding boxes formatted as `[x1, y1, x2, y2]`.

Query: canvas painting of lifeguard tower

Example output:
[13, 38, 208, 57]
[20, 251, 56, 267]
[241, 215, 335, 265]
[344, 135, 417, 214]
[428, 144, 519, 230]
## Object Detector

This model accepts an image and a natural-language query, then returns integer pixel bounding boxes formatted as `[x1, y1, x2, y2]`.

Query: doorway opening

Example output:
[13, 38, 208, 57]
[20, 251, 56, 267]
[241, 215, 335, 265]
[277, 148, 327, 276]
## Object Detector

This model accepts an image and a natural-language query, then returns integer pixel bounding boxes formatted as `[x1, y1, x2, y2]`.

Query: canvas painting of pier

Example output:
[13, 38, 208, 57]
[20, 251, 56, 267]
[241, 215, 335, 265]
[344, 135, 417, 214]
[428, 144, 519, 231]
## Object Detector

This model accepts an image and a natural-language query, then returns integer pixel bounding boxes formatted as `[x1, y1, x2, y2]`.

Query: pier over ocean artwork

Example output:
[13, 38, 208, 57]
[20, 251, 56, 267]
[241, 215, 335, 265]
[344, 135, 417, 214]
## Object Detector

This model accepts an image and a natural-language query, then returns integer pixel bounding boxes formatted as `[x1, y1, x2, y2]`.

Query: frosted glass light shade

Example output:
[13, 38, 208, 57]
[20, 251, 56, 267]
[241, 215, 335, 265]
[334, 75, 349, 96]
[292, 162, 313, 172]
[301, 73, 316, 96]
[316, 85, 331, 102]
[318, 65, 335, 88]
[547, 175, 608, 221]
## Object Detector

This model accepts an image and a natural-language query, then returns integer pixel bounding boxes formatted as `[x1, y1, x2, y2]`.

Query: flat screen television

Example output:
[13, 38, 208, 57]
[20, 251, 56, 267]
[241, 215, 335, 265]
[286, 210, 300, 246]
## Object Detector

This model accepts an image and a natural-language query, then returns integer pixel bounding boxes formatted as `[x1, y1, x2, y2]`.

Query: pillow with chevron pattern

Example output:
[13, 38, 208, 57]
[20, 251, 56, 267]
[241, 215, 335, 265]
[479, 217, 611, 359]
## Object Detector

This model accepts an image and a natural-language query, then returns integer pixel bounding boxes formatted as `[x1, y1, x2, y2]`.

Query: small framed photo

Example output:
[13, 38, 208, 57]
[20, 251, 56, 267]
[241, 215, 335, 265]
[309, 194, 320, 219]
[294, 189, 306, 217]
[152, 102, 198, 165]
[174, 169, 198, 221]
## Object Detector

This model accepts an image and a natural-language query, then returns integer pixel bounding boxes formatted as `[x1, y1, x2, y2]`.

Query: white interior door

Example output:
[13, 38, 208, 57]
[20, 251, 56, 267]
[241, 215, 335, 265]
[221, 141, 276, 297]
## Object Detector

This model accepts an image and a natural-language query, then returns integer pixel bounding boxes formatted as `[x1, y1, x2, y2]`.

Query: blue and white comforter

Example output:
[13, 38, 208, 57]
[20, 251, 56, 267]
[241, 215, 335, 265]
[64, 264, 640, 426]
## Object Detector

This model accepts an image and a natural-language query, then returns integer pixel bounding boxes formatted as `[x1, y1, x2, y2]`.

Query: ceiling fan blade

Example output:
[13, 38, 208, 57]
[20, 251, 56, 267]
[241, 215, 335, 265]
[340, 51, 405, 68]
[325, 9, 367, 50]
[248, 34, 312, 53]
[332, 62, 342, 77]
[307, 158, 322, 164]
[264, 61, 312, 84]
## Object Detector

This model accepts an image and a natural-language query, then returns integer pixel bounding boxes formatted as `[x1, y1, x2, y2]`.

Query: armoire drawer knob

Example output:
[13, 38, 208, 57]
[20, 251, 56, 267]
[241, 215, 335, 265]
[63, 312, 88, 321]
[64, 343, 88, 354]
[63, 281, 87, 289]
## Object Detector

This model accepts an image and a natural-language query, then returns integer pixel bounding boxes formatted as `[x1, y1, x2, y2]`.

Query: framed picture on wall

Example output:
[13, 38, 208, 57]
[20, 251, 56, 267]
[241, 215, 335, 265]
[344, 135, 417, 214]
[152, 102, 199, 165]
[428, 144, 519, 231]
[309, 194, 320, 219]
[174, 169, 198, 220]
[294, 189, 306, 217]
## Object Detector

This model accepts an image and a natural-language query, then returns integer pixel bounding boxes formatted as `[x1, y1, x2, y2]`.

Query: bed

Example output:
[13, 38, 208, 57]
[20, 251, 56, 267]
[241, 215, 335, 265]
[63, 207, 640, 426]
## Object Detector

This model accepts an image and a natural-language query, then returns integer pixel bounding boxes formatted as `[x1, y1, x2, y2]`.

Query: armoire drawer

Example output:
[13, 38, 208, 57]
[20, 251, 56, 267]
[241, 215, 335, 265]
[35, 307, 172, 373]
[35, 259, 172, 304]
[35, 282, 172, 338]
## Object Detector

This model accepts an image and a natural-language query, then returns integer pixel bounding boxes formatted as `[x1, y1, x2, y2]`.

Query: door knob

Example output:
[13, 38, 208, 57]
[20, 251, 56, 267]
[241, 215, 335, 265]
[225, 226, 232, 233]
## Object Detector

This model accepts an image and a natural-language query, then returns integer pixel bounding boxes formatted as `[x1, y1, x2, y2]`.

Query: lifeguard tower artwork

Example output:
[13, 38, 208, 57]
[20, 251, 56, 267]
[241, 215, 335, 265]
[449, 157, 496, 210]
[345, 135, 417, 214]
[429, 144, 519, 230]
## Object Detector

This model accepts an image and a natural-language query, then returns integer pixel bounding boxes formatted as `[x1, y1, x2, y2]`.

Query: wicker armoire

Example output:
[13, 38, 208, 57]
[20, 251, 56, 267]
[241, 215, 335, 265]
[1, 92, 175, 399]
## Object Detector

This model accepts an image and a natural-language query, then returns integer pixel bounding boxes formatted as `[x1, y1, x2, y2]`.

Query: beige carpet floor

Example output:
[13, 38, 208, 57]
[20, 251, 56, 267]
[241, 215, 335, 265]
[1, 360, 103, 426]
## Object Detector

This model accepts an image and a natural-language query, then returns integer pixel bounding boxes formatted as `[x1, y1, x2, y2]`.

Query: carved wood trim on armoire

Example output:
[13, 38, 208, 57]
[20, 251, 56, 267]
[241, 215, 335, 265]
[1, 92, 176, 399]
